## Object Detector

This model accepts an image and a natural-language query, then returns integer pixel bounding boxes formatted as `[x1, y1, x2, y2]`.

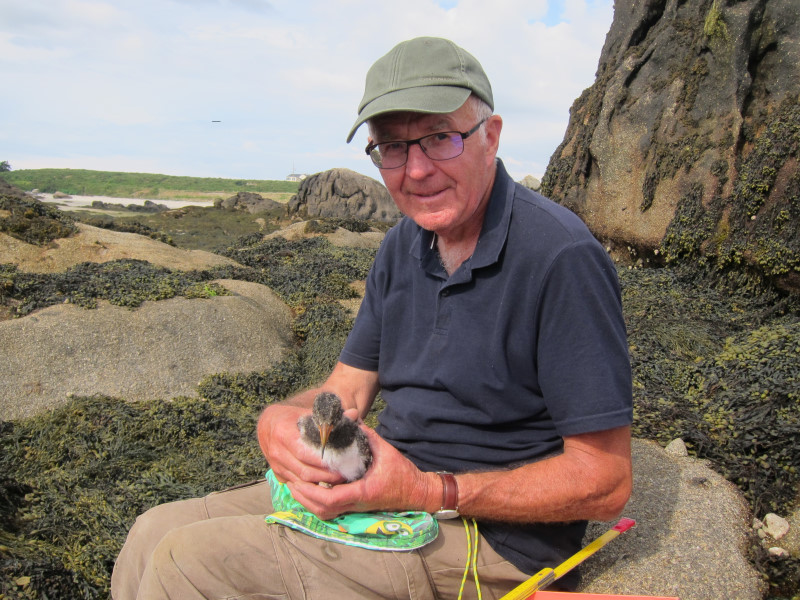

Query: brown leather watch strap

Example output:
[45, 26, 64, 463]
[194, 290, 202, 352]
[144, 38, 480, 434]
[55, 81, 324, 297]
[437, 472, 459, 511]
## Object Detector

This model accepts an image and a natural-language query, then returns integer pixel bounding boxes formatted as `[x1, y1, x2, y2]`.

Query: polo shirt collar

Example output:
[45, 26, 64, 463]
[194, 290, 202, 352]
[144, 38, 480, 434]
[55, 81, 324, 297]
[411, 159, 513, 277]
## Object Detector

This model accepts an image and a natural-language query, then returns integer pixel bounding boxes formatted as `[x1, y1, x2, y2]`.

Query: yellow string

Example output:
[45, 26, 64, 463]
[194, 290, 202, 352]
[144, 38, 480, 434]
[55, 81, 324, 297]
[457, 518, 471, 600]
[457, 518, 482, 600]
[471, 519, 482, 599]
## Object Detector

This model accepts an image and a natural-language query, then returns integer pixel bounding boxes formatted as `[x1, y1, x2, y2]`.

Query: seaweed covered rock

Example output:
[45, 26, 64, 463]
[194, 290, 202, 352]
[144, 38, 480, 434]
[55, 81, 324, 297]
[0, 222, 239, 273]
[76, 215, 175, 246]
[581, 440, 764, 600]
[0, 393, 272, 598]
[1, 224, 798, 594]
[0, 277, 293, 421]
[0, 178, 28, 201]
[0, 231, 381, 597]
[543, 0, 800, 293]
[220, 234, 376, 305]
[0, 180, 78, 244]
[214, 191, 284, 214]
[262, 219, 385, 250]
[672, 320, 800, 515]
[621, 265, 800, 596]
[89, 199, 169, 213]
[287, 168, 401, 223]
[622, 267, 800, 513]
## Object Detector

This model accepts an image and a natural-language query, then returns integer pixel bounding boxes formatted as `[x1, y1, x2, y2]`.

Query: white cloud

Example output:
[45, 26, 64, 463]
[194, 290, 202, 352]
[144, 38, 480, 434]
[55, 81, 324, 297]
[1, 0, 614, 181]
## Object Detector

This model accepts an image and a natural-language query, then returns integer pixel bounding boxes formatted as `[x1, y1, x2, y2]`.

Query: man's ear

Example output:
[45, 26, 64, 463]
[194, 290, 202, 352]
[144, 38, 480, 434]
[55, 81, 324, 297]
[484, 114, 503, 163]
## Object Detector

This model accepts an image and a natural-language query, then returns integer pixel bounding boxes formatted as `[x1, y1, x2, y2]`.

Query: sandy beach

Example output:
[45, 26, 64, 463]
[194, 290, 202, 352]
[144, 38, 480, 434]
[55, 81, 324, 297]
[37, 193, 215, 210]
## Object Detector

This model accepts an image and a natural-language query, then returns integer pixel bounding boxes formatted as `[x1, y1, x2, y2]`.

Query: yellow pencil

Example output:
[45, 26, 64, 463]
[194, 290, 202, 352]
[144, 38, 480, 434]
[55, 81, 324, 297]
[499, 518, 636, 600]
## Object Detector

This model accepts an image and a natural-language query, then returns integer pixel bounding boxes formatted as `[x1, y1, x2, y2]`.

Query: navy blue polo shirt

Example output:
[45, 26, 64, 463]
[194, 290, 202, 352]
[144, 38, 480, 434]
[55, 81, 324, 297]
[339, 160, 632, 580]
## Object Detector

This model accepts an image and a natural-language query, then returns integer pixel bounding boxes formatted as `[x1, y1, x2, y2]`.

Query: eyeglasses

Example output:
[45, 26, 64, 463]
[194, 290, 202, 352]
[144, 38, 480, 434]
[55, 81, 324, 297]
[365, 119, 487, 169]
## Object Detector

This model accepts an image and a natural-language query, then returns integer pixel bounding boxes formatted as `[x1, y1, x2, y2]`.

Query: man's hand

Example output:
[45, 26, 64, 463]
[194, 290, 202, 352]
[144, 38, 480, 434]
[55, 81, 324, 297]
[257, 400, 345, 487]
[257, 362, 381, 488]
[285, 425, 440, 521]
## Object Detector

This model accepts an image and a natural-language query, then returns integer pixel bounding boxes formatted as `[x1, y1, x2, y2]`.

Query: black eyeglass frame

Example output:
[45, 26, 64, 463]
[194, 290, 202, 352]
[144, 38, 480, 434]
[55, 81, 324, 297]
[365, 118, 488, 169]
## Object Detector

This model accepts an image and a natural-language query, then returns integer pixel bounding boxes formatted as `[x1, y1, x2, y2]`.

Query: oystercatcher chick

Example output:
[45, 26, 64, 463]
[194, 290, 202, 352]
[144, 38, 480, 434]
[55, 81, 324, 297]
[297, 392, 372, 482]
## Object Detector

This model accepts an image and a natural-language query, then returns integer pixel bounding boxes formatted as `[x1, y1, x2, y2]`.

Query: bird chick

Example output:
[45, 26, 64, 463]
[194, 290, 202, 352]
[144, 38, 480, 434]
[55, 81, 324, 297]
[297, 392, 372, 482]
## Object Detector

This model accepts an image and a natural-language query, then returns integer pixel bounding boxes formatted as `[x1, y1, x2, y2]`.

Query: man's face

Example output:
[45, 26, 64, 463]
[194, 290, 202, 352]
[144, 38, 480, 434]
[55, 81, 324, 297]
[368, 102, 502, 239]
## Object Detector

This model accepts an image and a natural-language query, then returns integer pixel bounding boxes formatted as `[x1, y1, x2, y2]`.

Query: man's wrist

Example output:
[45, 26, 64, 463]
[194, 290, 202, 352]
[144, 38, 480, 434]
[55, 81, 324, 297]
[433, 471, 460, 519]
[413, 471, 440, 514]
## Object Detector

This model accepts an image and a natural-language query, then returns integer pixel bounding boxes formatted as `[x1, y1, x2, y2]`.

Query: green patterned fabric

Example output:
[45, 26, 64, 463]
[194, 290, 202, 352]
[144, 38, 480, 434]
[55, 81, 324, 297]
[264, 469, 439, 551]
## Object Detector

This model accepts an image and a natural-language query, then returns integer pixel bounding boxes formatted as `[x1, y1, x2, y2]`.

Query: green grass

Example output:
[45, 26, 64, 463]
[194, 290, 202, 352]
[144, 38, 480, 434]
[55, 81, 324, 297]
[0, 169, 299, 201]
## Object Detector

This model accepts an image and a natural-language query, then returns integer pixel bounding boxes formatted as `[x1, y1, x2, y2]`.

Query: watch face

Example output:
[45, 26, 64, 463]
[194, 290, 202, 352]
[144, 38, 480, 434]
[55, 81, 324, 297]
[433, 509, 460, 520]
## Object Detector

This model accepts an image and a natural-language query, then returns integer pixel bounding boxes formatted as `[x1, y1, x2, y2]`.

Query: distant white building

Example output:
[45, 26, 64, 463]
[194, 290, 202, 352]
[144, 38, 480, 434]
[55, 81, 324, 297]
[286, 173, 308, 182]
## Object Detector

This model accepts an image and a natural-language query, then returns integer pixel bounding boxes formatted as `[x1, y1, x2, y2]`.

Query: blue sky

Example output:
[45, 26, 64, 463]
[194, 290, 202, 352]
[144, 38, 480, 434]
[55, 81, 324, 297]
[0, 0, 614, 183]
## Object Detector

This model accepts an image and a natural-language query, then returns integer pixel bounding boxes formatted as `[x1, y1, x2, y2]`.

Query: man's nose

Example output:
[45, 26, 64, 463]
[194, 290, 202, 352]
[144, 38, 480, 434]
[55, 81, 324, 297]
[405, 142, 435, 178]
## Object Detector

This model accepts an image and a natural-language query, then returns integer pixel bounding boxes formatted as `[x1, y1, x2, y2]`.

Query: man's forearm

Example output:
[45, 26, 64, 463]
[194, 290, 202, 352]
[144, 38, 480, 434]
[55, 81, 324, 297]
[453, 427, 632, 524]
[456, 458, 627, 523]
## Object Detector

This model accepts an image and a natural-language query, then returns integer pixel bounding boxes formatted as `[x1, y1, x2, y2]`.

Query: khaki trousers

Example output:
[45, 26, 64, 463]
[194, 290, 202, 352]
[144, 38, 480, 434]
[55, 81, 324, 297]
[111, 479, 530, 600]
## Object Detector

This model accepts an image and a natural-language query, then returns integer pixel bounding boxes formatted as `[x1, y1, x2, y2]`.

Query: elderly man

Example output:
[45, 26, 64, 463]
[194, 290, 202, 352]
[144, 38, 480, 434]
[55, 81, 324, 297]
[112, 37, 632, 599]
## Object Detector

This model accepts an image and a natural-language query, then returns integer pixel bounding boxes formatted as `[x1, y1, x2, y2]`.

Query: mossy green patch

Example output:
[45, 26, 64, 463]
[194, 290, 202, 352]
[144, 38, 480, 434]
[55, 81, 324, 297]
[703, 0, 729, 42]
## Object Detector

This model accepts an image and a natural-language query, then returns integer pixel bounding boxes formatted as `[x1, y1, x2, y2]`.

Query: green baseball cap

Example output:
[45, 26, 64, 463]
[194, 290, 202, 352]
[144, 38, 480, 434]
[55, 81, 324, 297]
[346, 37, 494, 143]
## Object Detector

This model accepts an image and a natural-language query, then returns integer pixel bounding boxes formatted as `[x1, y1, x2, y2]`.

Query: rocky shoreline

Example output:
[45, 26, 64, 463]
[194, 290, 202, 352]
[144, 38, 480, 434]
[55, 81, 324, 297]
[1, 179, 798, 598]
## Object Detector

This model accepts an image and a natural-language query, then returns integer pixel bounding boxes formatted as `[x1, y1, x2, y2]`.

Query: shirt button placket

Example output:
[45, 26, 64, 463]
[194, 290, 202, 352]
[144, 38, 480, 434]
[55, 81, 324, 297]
[434, 286, 452, 333]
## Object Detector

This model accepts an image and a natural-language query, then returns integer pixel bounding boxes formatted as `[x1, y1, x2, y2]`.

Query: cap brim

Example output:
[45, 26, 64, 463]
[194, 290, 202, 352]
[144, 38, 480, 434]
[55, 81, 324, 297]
[346, 85, 472, 143]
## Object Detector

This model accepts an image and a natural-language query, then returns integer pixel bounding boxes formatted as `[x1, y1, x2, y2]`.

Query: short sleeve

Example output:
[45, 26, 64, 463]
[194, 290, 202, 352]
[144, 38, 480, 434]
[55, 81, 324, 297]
[535, 241, 633, 436]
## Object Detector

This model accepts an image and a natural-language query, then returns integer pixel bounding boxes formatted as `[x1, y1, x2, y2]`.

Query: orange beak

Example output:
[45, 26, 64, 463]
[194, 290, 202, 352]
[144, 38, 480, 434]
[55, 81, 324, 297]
[318, 423, 332, 458]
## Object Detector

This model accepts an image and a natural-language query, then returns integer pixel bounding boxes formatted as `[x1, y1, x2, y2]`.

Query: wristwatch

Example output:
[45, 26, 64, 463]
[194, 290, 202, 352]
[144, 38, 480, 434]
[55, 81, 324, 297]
[433, 471, 460, 520]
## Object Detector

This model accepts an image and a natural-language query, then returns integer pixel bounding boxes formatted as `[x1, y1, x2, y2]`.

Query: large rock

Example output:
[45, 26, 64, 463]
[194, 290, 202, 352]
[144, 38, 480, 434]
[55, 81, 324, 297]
[0, 223, 240, 273]
[0, 177, 27, 200]
[214, 191, 284, 214]
[0, 279, 293, 421]
[287, 168, 401, 223]
[263, 220, 385, 249]
[580, 439, 765, 599]
[543, 0, 800, 292]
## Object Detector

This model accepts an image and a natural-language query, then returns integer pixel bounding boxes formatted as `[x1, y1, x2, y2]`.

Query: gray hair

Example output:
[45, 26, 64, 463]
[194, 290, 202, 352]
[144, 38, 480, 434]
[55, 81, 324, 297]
[466, 94, 493, 143]
[468, 94, 493, 121]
